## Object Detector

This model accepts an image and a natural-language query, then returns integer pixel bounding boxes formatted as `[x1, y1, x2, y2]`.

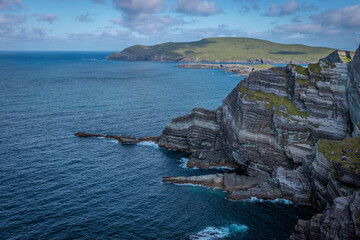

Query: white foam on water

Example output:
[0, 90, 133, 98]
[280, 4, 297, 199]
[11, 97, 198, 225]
[137, 141, 159, 149]
[173, 183, 211, 189]
[189, 224, 248, 240]
[110, 139, 119, 144]
[179, 157, 189, 168]
[245, 197, 293, 204]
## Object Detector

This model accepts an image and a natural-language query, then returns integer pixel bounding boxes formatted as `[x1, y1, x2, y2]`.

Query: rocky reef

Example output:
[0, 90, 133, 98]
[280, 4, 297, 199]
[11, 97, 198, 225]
[74, 132, 159, 144]
[159, 47, 360, 239]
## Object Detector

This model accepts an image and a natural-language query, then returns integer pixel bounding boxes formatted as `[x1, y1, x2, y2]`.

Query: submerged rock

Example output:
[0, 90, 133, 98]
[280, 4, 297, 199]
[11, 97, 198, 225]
[138, 136, 160, 142]
[75, 132, 104, 137]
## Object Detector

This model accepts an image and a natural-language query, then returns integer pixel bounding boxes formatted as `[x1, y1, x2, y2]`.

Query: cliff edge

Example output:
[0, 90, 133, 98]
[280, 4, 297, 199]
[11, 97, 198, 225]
[159, 46, 360, 239]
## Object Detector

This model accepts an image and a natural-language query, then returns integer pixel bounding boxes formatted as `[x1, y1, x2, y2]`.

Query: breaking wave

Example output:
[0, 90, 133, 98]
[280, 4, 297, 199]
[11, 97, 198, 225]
[245, 197, 293, 204]
[137, 141, 160, 149]
[189, 223, 248, 240]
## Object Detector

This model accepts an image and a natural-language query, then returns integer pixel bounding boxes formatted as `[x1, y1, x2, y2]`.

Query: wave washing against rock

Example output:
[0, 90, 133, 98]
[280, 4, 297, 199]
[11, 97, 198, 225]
[136, 141, 160, 149]
[179, 157, 190, 168]
[244, 197, 293, 205]
[189, 223, 248, 240]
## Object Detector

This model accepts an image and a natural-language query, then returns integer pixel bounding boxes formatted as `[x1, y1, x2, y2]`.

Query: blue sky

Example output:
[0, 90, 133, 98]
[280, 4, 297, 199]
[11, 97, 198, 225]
[0, 0, 359, 51]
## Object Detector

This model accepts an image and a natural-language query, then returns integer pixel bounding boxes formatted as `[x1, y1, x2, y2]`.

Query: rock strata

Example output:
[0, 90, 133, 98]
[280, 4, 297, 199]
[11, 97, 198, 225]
[158, 46, 360, 239]
[290, 192, 360, 240]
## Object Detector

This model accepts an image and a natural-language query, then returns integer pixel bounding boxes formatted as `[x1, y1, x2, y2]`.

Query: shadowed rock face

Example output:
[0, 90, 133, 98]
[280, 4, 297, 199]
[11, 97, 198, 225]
[290, 192, 360, 240]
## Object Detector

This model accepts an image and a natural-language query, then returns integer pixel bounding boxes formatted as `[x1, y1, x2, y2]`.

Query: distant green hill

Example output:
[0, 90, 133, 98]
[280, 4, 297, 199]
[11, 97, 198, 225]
[106, 37, 336, 63]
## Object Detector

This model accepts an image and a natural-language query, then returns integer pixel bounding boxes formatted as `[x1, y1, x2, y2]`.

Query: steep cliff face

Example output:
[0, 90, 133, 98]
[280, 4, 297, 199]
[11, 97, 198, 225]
[160, 51, 354, 175]
[159, 46, 360, 239]
[310, 137, 360, 210]
[347, 47, 360, 137]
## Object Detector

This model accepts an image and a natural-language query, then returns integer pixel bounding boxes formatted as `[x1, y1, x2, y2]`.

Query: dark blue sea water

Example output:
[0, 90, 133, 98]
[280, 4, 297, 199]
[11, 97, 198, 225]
[0, 52, 315, 240]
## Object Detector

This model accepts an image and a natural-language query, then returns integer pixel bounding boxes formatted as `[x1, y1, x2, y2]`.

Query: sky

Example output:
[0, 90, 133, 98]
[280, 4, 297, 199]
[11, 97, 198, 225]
[0, 0, 359, 51]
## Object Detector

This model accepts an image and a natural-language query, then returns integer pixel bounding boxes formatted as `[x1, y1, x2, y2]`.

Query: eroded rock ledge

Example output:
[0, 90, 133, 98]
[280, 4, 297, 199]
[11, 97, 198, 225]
[163, 166, 311, 204]
[74, 132, 160, 144]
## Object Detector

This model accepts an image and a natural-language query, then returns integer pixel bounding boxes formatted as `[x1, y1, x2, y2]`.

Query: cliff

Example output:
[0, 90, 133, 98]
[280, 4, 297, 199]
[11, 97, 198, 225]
[106, 37, 336, 63]
[159, 46, 360, 239]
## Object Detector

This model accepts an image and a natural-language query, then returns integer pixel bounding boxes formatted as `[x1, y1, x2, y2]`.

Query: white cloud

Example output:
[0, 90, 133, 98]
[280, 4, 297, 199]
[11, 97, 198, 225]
[110, 0, 181, 35]
[0, 13, 25, 36]
[264, 0, 315, 17]
[0, 0, 23, 11]
[310, 4, 360, 29]
[280, 0, 299, 16]
[112, 0, 166, 14]
[176, 0, 222, 16]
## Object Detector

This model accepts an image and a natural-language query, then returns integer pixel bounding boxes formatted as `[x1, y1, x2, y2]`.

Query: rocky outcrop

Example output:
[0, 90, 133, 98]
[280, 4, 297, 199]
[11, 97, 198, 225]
[310, 136, 360, 210]
[176, 63, 274, 76]
[159, 46, 360, 239]
[159, 49, 356, 174]
[163, 167, 311, 204]
[290, 192, 360, 240]
[158, 108, 237, 168]
[74, 132, 160, 144]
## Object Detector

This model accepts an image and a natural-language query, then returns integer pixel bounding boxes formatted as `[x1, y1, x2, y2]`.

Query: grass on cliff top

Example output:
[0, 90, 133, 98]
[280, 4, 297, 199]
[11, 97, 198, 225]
[317, 136, 360, 173]
[239, 86, 309, 118]
[290, 64, 309, 76]
[121, 37, 335, 62]
[338, 51, 352, 63]
[309, 63, 322, 74]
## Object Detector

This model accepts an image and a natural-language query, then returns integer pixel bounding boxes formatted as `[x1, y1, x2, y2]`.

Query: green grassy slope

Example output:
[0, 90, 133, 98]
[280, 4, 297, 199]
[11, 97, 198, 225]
[111, 37, 336, 62]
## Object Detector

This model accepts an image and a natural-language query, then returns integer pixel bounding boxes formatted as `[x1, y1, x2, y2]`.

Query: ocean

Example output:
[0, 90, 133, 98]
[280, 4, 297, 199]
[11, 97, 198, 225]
[0, 52, 315, 240]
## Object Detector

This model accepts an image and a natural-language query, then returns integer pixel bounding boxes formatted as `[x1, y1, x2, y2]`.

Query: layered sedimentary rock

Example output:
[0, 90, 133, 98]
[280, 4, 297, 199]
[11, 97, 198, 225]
[290, 192, 360, 240]
[310, 137, 360, 210]
[159, 53, 354, 174]
[159, 46, 360, 239]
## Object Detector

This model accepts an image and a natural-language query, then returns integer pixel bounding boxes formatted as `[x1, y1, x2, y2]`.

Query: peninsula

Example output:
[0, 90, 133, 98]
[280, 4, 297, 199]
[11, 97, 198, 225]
[106, 37, 336, 64]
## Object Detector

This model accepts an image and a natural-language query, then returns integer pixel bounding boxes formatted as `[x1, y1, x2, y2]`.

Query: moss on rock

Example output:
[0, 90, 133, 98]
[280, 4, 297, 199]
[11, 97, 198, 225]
[290, 64, 308, 76]
[309, 63, 322, 74]
[317, 136, 360, 173]
[239, 86, 309, 118]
